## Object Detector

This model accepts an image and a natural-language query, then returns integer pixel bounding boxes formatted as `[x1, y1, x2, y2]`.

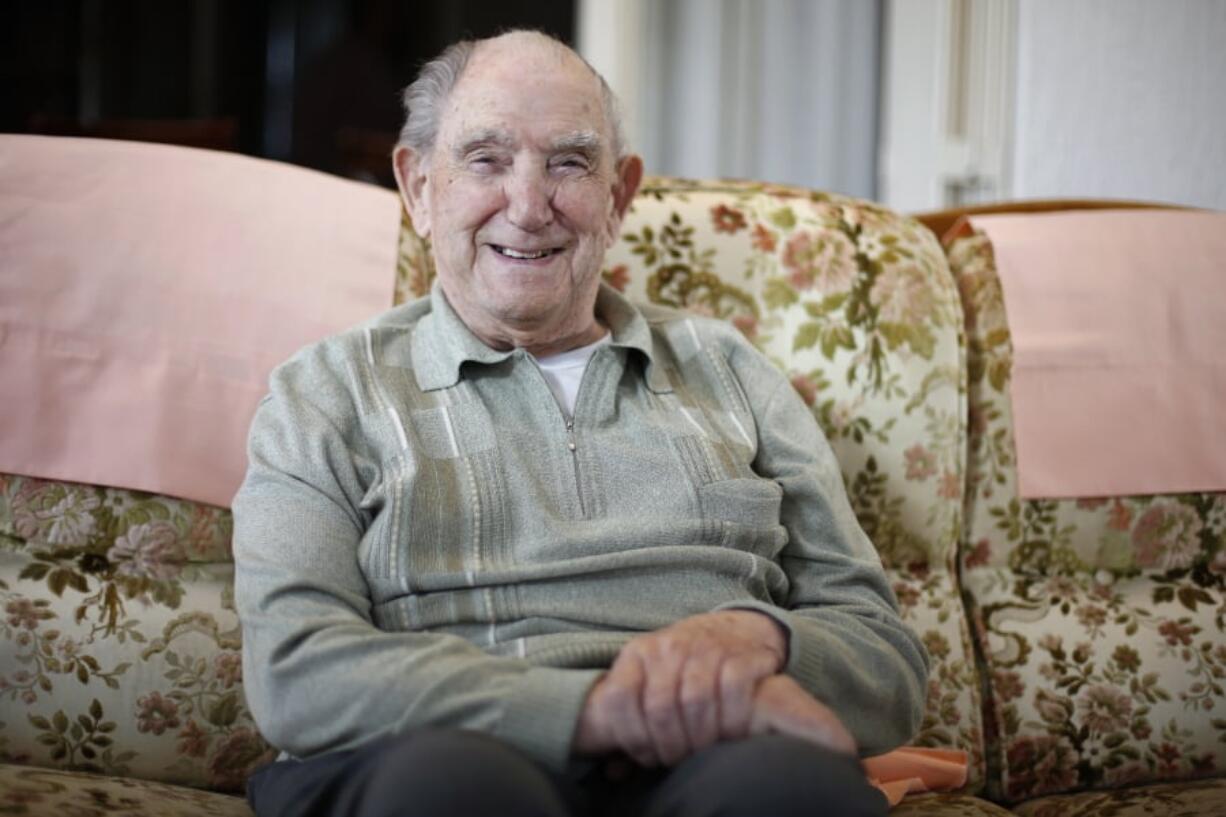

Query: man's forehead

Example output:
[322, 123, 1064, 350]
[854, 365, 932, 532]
[438, 42, 612, 153]
[463, 35, 597, 89]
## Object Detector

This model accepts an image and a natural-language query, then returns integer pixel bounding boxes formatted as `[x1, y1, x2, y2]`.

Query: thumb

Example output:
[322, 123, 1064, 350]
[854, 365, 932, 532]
[749, 676, 858, 756]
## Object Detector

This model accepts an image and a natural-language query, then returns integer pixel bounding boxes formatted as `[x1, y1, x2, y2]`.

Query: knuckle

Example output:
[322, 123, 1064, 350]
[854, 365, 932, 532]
[718, 662, 754, 692]
[677, 685, 710, 713]
[643, 702, 677, 731]
[643, 697, 673, 722]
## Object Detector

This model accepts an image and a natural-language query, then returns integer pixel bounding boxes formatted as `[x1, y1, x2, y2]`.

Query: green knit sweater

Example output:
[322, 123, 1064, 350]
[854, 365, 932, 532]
[233, 283, 929, 772]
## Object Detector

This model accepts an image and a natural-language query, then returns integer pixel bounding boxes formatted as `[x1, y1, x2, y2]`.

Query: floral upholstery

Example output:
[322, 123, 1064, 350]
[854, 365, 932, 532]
[889, 792, 1016, 816]
[0, 764, 251, 816]
[0, 475, 274, 793]
[5, 176, 1217, 815]
[949, 228, 1226, 804]
[397, 176, 987, 793]
[1010, 776, 1226, 817]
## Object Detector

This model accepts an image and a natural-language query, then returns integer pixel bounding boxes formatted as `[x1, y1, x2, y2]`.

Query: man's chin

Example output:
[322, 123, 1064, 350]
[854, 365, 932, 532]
[487, 299, 567, 329]
[477, 263, 580, 309]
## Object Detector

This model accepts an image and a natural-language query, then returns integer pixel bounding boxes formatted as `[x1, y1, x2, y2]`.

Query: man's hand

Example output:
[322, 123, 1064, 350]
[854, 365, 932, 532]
[748, 674, 857, 756]
[574, 660, 857, 767]
[575, 610, 787, 766]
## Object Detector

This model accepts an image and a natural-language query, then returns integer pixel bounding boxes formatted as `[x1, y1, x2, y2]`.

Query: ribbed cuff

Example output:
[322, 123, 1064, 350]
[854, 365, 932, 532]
[494, 666, 604, 772]
[715, 600, 823, 686]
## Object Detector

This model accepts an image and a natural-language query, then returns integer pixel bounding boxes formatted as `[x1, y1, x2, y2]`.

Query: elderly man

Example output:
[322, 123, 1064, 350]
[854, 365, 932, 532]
[234, 29, 927, 817]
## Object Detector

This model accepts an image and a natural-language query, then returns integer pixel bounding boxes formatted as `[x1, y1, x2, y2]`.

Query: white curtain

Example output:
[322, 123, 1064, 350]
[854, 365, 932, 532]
[580, 0, 881, 198]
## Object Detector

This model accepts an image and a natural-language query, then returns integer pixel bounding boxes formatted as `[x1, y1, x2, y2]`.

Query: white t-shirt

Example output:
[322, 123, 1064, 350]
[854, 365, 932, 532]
[532, 333, 611, 417]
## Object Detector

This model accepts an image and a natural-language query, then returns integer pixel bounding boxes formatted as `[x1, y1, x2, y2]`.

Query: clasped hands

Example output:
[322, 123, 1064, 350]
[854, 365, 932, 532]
[574, 610, 855, 767]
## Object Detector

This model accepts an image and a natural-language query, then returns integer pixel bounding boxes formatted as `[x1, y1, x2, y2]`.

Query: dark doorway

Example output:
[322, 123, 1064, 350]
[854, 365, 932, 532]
[3, 0, 576, 188]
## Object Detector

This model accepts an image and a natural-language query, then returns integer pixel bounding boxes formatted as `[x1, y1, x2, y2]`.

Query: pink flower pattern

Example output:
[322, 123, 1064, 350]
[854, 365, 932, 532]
[107, 521, 184, 581]
[1133, 502, 1203, 570]
[782, 230, 857, 294]
[136, 692, 181, 736]
[871, 265, 935, 325]
[903, 444, 937, 481]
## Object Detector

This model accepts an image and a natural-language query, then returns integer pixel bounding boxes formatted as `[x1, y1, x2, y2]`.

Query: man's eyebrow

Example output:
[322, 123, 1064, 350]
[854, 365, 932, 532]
[550, 131, 603, 155]
[454, 128, 515, 156]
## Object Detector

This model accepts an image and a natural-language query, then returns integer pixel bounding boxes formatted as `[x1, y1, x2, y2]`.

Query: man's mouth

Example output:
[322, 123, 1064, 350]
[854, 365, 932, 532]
[490, 245, 563, 260]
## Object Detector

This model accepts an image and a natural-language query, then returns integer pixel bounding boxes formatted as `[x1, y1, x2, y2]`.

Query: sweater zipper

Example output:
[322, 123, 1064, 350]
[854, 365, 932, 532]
[565, 416, 585, 517]
[524, 353, 590, 518]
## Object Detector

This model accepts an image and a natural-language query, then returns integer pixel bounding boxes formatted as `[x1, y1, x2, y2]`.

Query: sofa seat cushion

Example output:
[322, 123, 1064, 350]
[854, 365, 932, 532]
[887, 791, 1014, 815]
[967, 568, 1226, 802]
[0, 763, 253, 816]
[1010, 776, 1226, 817]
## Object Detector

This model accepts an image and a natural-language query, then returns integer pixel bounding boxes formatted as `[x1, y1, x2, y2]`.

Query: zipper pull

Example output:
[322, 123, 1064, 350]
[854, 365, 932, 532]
[566, 419, 577, 452]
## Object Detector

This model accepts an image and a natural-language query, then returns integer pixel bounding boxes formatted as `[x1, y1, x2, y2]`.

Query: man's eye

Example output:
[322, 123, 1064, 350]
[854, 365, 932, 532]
[554, 156, 590, 172]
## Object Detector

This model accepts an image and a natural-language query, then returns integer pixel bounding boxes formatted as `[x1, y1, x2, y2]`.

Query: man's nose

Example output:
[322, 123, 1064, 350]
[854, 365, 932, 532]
[504, 167, 554, 231]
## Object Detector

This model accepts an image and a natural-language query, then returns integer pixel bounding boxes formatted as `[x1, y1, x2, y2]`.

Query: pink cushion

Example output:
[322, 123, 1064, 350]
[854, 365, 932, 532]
[0, 135, 400, 507]
[972, 209, 1226, 499]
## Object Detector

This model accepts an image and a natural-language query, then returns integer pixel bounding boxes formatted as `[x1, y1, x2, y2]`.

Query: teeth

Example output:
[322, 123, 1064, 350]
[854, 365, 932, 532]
[496, 246, 552, 260]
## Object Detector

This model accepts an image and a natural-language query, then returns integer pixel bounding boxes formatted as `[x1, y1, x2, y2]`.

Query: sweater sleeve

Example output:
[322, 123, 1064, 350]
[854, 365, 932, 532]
[719, 343, 930, 756]
[232, 352, 601, 771]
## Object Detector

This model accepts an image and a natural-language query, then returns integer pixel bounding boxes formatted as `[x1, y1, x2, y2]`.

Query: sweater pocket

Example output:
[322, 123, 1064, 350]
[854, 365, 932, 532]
[697, 478, 787, 558]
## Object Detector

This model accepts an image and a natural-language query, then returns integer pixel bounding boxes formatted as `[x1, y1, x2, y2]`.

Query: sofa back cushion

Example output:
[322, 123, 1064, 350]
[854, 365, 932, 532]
[399, 176, 987, 789]
[0, 474, 273, 791]
[950, 223, 1226, 803]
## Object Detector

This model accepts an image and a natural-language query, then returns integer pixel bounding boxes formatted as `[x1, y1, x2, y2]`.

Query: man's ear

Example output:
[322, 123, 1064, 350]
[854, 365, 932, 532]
[392, 145, 431, 239]
[612, 154, 644, 220]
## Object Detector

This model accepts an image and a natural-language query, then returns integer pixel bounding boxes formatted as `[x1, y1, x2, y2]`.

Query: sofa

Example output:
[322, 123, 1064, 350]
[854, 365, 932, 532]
[1, 152, 1222, 814]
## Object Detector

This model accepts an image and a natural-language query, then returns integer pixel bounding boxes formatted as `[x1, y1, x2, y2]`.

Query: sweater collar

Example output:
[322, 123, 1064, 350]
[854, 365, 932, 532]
[411, 281, 672, 394]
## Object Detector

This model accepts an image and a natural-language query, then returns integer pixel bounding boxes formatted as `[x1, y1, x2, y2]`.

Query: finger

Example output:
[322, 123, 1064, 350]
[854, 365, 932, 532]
[573, 677, 617, 756]
[751, 676, 858, 756]
[678, 652, 722, 751]
[717, 652, 778, 739]
[602, 653, 659, 767]
[760, 701, 858, 756]
[787, 702, 857, 756]
[638, 641, 690, 765]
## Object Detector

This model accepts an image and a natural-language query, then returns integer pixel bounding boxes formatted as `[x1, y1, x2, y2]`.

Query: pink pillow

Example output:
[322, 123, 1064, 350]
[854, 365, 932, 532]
[0, 135, 400, 507]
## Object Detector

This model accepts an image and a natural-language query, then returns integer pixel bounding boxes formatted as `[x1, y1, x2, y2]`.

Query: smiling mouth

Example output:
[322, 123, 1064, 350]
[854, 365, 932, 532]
[490, 245, 563, 260]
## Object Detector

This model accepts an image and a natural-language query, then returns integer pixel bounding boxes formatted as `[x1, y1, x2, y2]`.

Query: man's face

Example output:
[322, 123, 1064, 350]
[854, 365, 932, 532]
[396, 38, 642, 352]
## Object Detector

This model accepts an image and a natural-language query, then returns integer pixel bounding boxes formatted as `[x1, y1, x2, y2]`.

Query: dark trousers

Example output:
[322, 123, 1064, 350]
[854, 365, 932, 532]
[247, 730, 888, 817]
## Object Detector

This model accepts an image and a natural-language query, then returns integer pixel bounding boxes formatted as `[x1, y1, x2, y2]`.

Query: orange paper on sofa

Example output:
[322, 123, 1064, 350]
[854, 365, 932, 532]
[864, 746, 968, 806]
[972, 210, 1226, 499]
[0, 135, 400, 507]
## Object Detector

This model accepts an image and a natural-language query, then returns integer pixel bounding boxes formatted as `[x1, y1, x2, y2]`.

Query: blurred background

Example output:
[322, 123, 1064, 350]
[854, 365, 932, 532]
[4, 0, 1223, 211]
